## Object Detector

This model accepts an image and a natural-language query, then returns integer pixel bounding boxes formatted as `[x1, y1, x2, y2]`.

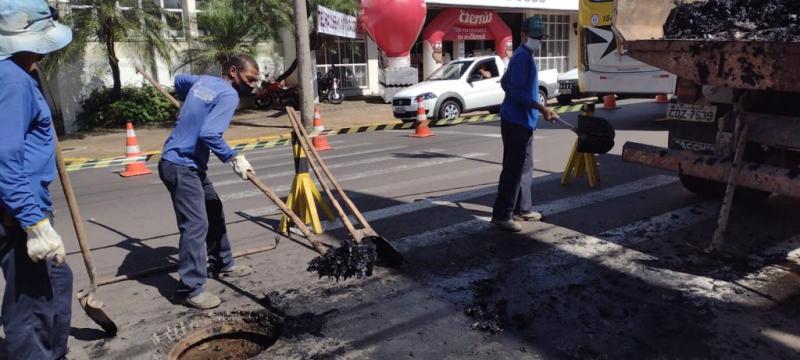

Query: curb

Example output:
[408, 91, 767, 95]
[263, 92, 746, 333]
[64, 103, 587, 172]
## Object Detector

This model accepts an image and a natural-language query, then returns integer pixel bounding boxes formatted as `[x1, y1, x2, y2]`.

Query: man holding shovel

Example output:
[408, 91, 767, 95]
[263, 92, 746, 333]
[158, 54, 258, 309]
[0, 1, 73, 358]
[492, 16, 560, 232]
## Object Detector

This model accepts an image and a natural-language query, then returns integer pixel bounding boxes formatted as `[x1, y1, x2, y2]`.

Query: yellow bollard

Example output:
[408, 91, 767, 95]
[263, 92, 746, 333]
[561, 104, 601, 188]
[279, 140, 335, 234]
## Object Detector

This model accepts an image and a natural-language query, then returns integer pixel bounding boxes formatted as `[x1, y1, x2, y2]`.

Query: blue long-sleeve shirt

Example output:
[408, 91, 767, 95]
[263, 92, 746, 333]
[500, 45, 540, 130]
[0, 59, 56, 228]
[161, 75, 239, 171]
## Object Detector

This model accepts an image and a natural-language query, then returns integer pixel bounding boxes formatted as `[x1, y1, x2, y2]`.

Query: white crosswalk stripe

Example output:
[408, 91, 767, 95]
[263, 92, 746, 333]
[220, 152, 489, 201]
[213, 146, 428, 188]
[392, 175, 679, 252]
[239, 164, 505, 218]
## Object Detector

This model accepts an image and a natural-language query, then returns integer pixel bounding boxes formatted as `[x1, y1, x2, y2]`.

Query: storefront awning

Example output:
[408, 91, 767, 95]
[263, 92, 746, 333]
[425, 0, 578, 11]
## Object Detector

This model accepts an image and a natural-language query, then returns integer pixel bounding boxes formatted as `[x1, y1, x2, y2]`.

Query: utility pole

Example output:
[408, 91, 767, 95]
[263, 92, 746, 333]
[292, 0, 314, 128]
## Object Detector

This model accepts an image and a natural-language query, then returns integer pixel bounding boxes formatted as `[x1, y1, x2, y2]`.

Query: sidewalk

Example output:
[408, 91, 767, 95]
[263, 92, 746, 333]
[59, 97, 397, 161]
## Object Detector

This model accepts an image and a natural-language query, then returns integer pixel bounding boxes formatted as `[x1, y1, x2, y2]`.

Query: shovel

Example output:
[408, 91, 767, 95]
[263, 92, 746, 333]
[555, 115, 616, 154]
[286, 108, 404, 268]
[54, 141, 118, 336]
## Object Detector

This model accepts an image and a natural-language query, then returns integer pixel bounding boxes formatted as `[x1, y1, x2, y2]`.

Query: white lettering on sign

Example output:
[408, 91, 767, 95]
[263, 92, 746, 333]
[458, 10, 493, 25]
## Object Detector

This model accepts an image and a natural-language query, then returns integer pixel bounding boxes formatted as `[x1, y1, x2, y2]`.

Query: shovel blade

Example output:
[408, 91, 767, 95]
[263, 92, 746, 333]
[79, 292, 118, 336]
[368, 236, 404, 268]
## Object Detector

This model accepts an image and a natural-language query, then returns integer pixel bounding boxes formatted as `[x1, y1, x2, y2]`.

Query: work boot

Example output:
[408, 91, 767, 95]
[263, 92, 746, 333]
[210, 264, 252, 279]
[184, 292, 222, 309]
[491, 219, 522, 232]
[514, 211, 543, 222]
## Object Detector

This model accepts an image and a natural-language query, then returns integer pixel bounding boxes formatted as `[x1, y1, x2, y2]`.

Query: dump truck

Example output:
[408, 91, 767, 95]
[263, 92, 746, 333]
[613, 0, 800, 251]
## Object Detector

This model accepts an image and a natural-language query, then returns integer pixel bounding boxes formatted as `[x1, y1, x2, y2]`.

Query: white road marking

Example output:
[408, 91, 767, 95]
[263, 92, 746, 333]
[213, 145, 421, 188]
[392, 175, 679, 252]
[240, 164, 506, 218]
[220, 152, 489, 201]
[434, 130, 545, 140]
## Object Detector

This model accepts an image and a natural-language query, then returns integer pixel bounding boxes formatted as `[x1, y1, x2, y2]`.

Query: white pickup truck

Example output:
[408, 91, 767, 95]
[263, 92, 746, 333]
[392, 55, 558, 122]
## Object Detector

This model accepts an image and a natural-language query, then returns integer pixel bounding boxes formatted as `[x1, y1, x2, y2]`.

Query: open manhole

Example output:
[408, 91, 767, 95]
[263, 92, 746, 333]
[152, 311, 283, 360]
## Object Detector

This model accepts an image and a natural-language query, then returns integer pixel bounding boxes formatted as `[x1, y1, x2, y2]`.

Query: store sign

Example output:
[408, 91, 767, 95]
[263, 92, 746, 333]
[458, 10, 493, 26]
[318, 5, 357, 39]
[426, 0, 578, 11]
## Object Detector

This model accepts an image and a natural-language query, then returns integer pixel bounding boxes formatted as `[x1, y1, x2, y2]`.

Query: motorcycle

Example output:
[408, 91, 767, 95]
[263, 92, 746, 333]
[317, 71, 345, 105]
[254, 80, 300, 110]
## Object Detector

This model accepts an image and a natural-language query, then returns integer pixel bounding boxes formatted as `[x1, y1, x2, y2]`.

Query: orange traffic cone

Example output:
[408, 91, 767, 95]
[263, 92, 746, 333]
[655, 94, 669, 103]
[120, 121, 152, 177]
[311, 106, 332, 151]
[603, 94, 618, 110]
[410, 97, 434, 138]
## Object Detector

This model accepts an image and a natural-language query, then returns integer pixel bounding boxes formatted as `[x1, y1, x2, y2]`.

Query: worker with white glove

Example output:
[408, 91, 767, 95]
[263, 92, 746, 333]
[25, 219, 66, 265]
[158, 54, 259, 310]
[0, 1, 74, 358]
[230, 154, 254, 180]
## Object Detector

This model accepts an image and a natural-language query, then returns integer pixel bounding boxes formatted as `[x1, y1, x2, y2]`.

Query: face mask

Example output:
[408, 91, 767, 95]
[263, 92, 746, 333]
[526, 38, 541, 51]
[234, 74, 255, 97]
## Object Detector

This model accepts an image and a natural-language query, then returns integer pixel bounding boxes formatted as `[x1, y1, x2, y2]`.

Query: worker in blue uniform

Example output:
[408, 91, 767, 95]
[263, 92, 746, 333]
[158, 54, 260, 309]
[492, 16, 560, 232]
[0, 1, 74, 358]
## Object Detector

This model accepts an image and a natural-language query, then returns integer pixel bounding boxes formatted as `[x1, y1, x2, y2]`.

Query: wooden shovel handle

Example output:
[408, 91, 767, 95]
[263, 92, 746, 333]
[135, 66, 182, 108]
[285, 110, 361, 238]
[286, 108, 376, 234]
[247, 173, 327, 255]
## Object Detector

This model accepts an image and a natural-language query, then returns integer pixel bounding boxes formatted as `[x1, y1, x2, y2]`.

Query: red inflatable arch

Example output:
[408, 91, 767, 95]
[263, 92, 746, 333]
[422, 8, 513, 58]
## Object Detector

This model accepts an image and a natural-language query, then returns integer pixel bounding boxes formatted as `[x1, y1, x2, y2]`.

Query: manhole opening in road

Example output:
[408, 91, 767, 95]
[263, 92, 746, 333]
[154, 311, 282, 360]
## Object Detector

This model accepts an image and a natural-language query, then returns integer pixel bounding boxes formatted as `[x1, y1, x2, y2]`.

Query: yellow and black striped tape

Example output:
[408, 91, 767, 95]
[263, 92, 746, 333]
[64, 104, 586, 172]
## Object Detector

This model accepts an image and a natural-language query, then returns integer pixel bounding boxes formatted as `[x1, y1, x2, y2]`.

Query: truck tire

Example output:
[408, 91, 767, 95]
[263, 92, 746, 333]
[538, 89, 547, 105]
[438, 99, 461, 120]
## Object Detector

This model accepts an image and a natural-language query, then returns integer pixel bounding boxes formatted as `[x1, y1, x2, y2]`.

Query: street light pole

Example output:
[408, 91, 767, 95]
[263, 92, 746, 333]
[292, 0, 314, 128]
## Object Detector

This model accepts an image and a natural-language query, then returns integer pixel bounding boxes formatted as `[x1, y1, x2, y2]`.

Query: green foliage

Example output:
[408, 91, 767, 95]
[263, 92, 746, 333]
[41, 1, 175, 95]
[76, 86, 176, 130]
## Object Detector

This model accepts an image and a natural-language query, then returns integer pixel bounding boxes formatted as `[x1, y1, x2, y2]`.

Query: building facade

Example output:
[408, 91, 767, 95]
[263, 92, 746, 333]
[47, 0, 577, 133]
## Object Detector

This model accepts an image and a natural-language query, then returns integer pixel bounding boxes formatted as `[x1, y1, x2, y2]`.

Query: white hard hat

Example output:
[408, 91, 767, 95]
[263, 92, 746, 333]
[0, 0, 72, 60]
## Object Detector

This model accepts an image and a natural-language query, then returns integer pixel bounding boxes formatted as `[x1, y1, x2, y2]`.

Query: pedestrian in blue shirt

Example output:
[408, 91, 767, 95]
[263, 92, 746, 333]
[492, 16, 560, 232]
[0, 1, 74, 358]
[158, 54, 259, 309]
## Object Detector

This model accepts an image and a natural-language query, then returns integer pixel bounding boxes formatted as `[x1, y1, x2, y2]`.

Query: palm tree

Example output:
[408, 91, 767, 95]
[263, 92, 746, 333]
[42, 1, 175, 102]
[180, 0, 358, 78]
[178, 0, 291, 73]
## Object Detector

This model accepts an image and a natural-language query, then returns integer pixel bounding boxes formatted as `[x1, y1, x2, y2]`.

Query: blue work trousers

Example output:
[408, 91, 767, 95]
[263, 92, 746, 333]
[0, 219, 72, 360]
[492, 121, 534, 221]
[158, 160, 235, 297]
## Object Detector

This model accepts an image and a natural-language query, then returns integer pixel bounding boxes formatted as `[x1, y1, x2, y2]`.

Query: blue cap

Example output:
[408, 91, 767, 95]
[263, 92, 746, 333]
[522, 16, 547, 39]
[0, 0, 72, 60]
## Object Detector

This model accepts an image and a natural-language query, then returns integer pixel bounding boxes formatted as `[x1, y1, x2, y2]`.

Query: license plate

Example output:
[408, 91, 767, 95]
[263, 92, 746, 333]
[667, 103, 718, 123]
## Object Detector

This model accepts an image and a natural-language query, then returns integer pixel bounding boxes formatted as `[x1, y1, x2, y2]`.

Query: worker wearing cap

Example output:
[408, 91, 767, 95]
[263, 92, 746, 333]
[0, 0, 73, 358]
[158, 54, 259, 309]
[492, 16, 560, 232]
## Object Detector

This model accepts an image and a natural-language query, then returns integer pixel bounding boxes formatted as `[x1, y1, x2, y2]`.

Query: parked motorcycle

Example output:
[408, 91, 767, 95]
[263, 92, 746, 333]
[317, 71, 345, 105]
[255, 80, 300, 110]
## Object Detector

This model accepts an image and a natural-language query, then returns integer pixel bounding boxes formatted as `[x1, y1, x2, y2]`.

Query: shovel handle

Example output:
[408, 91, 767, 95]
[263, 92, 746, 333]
[55, 137, 99, 291]
[285, 109, 362, 238]
[554, 117, 577, 132]
[246, 173, 327, 255]
[135, 66, 182, 109]
[286, 108, 377, 235]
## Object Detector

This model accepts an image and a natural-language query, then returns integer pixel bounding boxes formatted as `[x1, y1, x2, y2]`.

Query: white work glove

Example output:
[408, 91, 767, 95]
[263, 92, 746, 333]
[24, 219, 66, 265]
[230, 154, 254, 180]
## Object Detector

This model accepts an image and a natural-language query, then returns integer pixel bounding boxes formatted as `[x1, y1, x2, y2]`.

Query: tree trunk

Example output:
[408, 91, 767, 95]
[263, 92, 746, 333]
[292, 0, 315, 127]
[275, 32, 319, 82]
[106, 38, 122, 102]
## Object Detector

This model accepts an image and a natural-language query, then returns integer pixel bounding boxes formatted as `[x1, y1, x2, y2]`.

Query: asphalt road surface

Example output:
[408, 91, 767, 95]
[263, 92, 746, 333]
[4, 100, 800, 359]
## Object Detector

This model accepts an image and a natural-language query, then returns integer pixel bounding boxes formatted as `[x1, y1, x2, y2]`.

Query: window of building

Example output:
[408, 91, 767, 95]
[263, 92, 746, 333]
[529, 12, 572, 73]
[67, 0, 184, 39]
[315, 34, 368, 89]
